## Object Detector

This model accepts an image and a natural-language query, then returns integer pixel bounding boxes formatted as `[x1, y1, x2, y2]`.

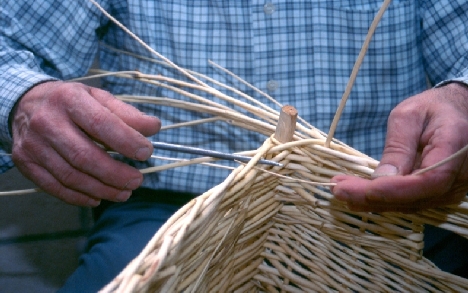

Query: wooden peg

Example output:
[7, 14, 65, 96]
[274, 105, 297, 143]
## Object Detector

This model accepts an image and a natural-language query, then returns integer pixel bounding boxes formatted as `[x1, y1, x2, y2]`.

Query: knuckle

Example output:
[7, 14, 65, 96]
[56, 167, 80, 187]
[87, 110, 112, 137]
[67, 145, 91, 168]
[28, 109, 52, 131]
[388, 103, 419, 122]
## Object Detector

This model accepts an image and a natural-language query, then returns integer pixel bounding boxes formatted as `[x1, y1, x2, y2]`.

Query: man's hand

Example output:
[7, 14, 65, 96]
[11, 81, 161, 206]
[331, 82, 468, 213]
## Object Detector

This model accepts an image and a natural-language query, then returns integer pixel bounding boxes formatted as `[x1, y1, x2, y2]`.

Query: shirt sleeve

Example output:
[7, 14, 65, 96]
[0, 0, 108, 173]
[421, 0, 468, 86]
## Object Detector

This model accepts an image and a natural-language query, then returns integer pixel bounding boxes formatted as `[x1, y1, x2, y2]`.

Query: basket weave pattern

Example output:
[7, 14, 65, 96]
[102, 134, 468, 292]
[83, 1, 468, 290]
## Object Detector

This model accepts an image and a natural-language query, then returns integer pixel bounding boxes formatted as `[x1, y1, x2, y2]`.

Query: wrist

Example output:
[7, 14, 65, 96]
[8, 80, 57, 138]
[436, 81, 468, 113]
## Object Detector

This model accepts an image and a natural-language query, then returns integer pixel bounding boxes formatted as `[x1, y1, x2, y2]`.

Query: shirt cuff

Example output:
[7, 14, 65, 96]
[435, 67, 468, 88]
[0, 65, 57, 151]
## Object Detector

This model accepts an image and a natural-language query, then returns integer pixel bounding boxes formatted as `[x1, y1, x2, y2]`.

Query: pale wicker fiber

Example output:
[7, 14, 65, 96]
[98, 106, 468, 292]
[86, 0, 467, 291]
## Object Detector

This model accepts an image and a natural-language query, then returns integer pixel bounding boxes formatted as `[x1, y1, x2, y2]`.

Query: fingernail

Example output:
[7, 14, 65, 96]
[87, 198, 101, 207]
[116, 190, 132, 202]
[372, 164, 398, 179]
[333, 188, 350, 201]
[135, 147, 151, 161]
[125, 178, 142, 190]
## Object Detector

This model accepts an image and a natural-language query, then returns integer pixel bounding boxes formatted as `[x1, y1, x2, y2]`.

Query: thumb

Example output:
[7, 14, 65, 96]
[373, 101, 426, 178]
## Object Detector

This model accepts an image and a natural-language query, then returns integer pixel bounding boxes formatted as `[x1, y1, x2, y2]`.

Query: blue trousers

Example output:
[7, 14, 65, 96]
[58, 189, 468, 292]
[58, 189, 193, 293]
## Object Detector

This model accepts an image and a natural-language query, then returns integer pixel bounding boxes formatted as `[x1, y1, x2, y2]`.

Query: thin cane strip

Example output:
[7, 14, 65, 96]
[282, 224, 388, 288]
[206, 216, 257, 292]
[326, 0, 393, 147]
[253, 271, 303, 293]
[323, 211, 422, 244]
[417, 207, 468, 226]
[150, 217, 219, 275]
[130, 76, 235, 111]
[89, 0, 213, 90]
[268, 138, 375, 162]
[293, 162, 343, 178]
[134, 73, 277, 122]
[206, 64, 324, 142]
[316, 210, 422, 249]
[286, 231, 417, 292]
[153, 266, 181, 293]
[241, 200, 283, 238]
[274, 192, 314, 206]
[298, 213, 422, 251]
[294, 148, 351, 175]
[274, 253, 354, 293]
[90, 64, 284, 127]
[149, 155, 235, 171]
[242, 188, 280, 220]
[176, 210, 241, 266]
[120, 95, 280, 138]
[189, 214, 240, 293]
[130, 74, 284, 127]
[229, 257, 266, 290]
[208, 60, 317, 132]
[139, 157, 220, 173]
[276, 231, 383, 292]
[378, 249, 468, 288]
[414, 143, 468, 175]
[71, 70, 140, 82]
[232, 227, 273, 264]
[160, 117, 222, 130]
[239, 206, 284, 244]
[266, 231, 353, 291]
[234, 229, 273, 264]
[174, 230, 228, 289]
[0, 188, 41, 196]
[186, 216, 247, 290]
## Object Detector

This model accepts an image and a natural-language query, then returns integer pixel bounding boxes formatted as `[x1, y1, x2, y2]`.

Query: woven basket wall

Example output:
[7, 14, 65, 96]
[85, 1, 468, 291]
[101, 115, 468, 292]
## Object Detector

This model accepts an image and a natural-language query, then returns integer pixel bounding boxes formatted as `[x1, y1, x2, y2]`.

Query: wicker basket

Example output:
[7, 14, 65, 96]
[99, 105, 468, 292]
[83, 0, 468, 291]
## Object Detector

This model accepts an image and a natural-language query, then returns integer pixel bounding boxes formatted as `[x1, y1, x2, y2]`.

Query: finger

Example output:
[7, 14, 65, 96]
[16, 161, 101, 207]
[61, 85, 154, 161]
[36, 146, 135, 202]
[14, 136, 139, 201]
[417, 119, 467, 180]
[37, 123, 144, 191]
[373, 98, 426, 177]
[346, 189, 466, 213]
[332, 173, 452, 205]
[14, 113, 144, 193]
[88, 87, 161, 137]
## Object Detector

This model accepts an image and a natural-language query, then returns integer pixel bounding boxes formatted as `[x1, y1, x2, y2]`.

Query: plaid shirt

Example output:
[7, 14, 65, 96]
[1, 0, 468, 194]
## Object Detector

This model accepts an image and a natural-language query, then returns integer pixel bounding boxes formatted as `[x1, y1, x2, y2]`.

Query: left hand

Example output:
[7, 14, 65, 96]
[330, 82, 468, 213]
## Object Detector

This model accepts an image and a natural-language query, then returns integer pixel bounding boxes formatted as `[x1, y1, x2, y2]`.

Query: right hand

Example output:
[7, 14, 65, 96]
[11, 81, 161, 206]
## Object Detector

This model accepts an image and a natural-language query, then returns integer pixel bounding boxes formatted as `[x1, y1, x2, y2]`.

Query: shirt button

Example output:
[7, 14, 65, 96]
[264, 3, 276, 15]
[267, 80, 279, 92]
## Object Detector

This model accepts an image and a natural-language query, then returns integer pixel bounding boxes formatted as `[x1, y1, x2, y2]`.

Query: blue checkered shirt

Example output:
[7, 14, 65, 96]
[1, 0, 468, 194]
